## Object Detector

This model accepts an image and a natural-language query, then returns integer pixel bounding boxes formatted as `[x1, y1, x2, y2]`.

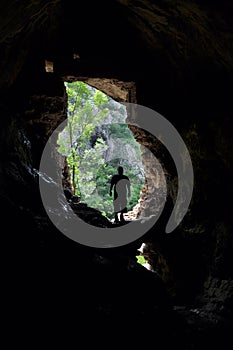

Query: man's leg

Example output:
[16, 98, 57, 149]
[119, 198, 127, 222]
[114, 212, 119, 223]
[120, 208, 126, 222]
[113, 200, 119, 223]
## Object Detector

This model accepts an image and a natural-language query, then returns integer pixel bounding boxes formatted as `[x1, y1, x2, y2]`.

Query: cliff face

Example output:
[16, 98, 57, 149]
[0, 0, 233, 346]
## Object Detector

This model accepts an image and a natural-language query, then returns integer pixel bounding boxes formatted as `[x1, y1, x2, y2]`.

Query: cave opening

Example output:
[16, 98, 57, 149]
[58, 80, 147, 223]
[38, 61, 176, 289]
[53, 79, 172, 281]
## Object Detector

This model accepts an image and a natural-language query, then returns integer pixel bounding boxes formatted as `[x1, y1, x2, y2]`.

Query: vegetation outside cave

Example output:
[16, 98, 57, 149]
[57, 81, 145, 220]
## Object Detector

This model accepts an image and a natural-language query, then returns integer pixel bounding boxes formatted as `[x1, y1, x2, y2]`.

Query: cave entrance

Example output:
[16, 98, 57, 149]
[57, 80, 145, 222]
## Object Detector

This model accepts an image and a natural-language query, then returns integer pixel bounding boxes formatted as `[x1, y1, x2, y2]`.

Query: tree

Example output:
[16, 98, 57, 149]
[57, 81, 109, 196]
[57, 81, 145, 220]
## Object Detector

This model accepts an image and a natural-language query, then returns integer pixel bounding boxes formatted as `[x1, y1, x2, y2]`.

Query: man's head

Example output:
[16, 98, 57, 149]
[118, 166, 123, 175]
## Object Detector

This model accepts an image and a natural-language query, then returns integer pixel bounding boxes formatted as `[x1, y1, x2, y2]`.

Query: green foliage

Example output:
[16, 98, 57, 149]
[109, 123, 142, 160]
[57, 81, 109, 195]
[57, 81, 145, 220]
[136, 255, 147, 265]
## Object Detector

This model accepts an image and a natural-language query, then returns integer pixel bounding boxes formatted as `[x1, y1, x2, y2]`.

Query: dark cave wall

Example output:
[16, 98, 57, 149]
[0, 0, 233, 319]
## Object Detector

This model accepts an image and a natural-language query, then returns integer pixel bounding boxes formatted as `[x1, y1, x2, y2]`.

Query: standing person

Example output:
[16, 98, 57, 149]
[109, 166, 131, 223]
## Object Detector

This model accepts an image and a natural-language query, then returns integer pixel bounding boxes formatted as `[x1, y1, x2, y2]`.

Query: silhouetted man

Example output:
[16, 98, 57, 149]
[109, 166, 131, 223]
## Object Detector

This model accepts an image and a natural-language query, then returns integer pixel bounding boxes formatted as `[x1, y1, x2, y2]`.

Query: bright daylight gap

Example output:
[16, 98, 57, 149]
[57, 80, 145, 222]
